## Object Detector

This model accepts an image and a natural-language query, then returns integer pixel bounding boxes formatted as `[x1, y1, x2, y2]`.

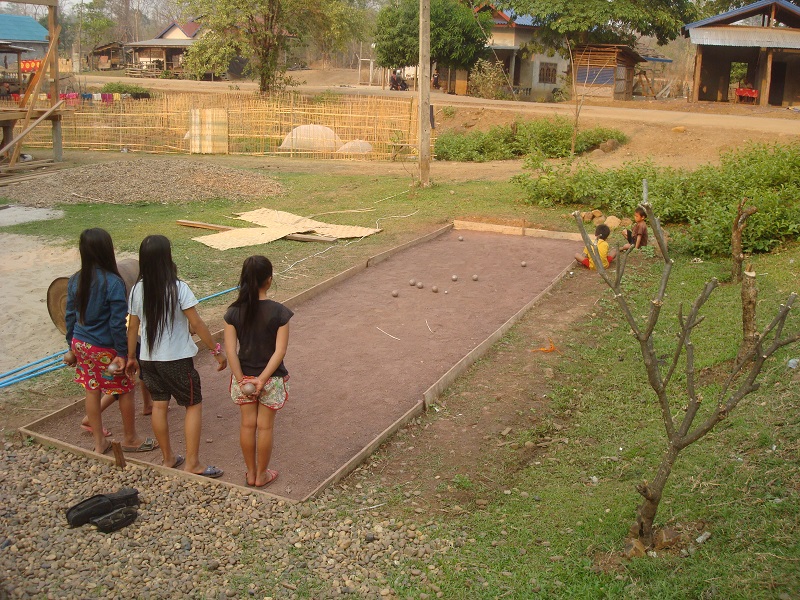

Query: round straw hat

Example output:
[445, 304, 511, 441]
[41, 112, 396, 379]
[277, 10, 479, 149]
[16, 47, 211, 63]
[46, 259, 140, 334]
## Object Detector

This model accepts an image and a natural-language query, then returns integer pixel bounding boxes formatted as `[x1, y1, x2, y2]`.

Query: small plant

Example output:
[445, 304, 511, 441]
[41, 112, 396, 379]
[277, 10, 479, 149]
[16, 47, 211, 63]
[452, 474, 473, 490]
[441, 106, 456, 118]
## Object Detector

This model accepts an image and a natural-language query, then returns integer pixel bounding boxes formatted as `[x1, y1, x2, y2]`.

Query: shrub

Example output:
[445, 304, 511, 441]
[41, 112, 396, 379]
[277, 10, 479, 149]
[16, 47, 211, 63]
[99, 82, 152, 96]
[513, 142, 800, 256]
[467, 59, 512, 100]
[434, 117, 627, 162]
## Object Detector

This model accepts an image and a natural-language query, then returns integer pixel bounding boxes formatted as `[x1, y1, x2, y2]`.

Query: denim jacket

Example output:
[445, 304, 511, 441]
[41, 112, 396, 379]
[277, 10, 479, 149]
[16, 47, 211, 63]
[65, 267, 128, 356]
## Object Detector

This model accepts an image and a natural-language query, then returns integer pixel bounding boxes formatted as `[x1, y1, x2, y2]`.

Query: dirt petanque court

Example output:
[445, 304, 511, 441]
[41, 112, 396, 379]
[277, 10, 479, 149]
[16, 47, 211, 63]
[22, 225, 580, 501]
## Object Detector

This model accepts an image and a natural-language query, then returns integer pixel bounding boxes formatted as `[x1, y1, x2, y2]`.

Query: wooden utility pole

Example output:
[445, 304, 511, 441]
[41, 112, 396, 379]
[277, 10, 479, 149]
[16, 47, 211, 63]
[418, 0, 431, 187]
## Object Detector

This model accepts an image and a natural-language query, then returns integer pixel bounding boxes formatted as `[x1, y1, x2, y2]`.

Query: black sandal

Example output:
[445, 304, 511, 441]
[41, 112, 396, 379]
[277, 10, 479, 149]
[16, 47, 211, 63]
[90, 506, 138, 533]
[65, 488, 139, 527]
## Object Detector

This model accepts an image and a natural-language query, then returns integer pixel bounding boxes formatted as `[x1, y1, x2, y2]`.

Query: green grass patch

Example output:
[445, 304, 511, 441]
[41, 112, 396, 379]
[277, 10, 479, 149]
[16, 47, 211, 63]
[434, 116, 627, 162]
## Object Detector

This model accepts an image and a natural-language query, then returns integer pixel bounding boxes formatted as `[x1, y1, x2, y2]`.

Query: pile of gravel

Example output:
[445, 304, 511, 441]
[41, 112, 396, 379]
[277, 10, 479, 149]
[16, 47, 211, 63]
[0, 159, 283, 208]
[0, 441, 458, 599]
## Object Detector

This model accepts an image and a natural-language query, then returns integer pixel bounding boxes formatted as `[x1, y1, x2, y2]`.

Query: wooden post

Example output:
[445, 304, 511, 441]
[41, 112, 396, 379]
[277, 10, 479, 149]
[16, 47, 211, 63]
[418, 0, 431, 187]
[761, 48, 773, 107]
[49, 4, 62, 162]
[691, 45, 703, 103]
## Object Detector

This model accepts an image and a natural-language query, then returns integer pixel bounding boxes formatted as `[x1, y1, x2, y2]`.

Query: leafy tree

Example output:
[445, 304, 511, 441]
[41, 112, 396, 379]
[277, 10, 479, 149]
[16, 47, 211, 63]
[305, 0, 369, 68]
[374, 0, 492, 70]
[181, 0, 296, 91]
[497, 0, 698, 46]
[182, 0, 361, 91]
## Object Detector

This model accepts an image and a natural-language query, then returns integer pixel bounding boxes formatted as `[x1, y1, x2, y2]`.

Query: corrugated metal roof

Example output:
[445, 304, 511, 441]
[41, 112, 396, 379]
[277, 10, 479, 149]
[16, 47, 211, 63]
[689, 25, 800, 48]
[683, 0, 800, 33]
[0, 14, 48, 43]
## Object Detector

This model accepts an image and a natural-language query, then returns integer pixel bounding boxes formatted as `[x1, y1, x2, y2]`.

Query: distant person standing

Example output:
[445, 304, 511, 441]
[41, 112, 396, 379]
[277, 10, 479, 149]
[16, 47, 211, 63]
[432, 69, 440, 89]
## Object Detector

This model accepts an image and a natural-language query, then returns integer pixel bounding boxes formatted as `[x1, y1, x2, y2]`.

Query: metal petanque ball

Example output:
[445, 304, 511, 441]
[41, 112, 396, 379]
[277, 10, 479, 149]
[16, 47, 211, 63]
[241, 382, 257, 395]
[409, 279, 416, 286]
[458, 236, 464, 241]
[105, 362, 119, 374]
[472, 274, 478, 281]
[416, 282, 424, 289]
[521, 261, 527, 267]
[451, 275, 458, 281]
[392, 290, 399, 297]
[432, 286, 438, 293]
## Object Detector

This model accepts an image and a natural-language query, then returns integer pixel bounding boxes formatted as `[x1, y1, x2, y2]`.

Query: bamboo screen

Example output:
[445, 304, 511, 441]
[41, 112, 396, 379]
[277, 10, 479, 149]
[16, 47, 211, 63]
[21, 92, 424, 161]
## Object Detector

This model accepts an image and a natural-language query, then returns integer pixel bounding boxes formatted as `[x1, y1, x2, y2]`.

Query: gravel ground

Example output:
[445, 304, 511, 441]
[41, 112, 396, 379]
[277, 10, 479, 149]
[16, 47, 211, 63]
[0, 439, 458, 599]
[0, 159, 283, 208]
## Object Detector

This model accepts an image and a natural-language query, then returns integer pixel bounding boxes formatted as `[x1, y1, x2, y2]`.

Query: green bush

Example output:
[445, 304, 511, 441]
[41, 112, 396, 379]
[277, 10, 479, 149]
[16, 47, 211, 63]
[99, 82, 152, 96]
[434, 117, 627, 161]
[513, 142, 800, 256]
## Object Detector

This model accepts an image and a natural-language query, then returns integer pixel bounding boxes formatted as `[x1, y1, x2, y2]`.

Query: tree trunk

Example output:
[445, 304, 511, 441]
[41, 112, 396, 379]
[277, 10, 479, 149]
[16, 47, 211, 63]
[633, 444, 680, 547]
[737, 267, 758, 365]
[731, 199, 757, 283]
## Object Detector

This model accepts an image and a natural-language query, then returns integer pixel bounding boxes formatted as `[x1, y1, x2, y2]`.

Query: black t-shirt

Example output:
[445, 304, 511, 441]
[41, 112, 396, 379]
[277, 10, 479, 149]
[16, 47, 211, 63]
[224, 300, 293, 378]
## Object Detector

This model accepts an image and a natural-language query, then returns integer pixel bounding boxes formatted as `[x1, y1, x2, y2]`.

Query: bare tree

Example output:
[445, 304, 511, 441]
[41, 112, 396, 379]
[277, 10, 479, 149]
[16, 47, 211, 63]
[731, 197, 757, 284]
[572, 181, 800, 548]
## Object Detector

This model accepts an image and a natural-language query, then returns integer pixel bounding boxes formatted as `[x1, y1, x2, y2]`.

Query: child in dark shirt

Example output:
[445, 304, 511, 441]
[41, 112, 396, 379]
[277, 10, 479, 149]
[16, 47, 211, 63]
[622, 206, 649, 251]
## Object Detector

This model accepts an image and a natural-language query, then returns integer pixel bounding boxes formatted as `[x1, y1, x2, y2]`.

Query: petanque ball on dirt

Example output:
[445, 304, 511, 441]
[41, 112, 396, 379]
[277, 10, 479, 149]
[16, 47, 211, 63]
[432, 286, 438, 293]
[444, 290, 448, 294]
[458, 236, 464, 241]
[241, 382, 256, 395]
[416, 282, 423, 289]
[391, 290, 399, 297]
[472, 274, 478, 281]
[521, 261, 527, 267]
[451, 275, 458, 281]
[409, 279, 416, 286]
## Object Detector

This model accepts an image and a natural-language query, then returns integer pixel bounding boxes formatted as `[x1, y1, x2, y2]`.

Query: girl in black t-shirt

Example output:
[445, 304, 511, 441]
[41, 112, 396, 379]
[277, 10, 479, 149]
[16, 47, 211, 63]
[224, 256, 293, 488]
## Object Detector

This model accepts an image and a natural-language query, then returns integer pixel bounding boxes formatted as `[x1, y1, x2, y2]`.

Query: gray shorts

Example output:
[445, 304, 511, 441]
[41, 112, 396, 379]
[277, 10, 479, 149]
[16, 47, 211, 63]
[139, 357, 202, 407]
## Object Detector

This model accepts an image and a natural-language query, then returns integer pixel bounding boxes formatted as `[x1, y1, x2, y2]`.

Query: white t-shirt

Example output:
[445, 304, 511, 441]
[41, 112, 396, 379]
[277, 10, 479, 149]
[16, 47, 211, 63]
[129, 280, 199, 361]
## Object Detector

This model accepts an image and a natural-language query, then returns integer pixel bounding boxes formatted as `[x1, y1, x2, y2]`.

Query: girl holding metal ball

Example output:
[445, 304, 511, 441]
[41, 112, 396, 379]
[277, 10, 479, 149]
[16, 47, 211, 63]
[224, 256, 293, 488]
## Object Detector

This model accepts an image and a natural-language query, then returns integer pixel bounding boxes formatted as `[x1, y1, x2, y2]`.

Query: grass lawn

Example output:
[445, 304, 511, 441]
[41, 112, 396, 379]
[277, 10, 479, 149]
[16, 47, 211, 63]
[1, 164, 798, 598]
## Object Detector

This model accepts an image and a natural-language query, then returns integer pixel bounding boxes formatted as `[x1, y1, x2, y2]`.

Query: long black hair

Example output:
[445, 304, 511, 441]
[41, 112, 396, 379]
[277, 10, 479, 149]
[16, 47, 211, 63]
[230, 255, 273, 333]
[76, 228, 120, 324]
[137, 235, 179, 354]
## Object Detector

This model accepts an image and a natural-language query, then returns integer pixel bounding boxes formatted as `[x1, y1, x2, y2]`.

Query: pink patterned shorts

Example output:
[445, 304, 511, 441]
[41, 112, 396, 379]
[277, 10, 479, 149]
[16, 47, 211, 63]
[71, 339, 135, 395]
[230, 375, 288, 409]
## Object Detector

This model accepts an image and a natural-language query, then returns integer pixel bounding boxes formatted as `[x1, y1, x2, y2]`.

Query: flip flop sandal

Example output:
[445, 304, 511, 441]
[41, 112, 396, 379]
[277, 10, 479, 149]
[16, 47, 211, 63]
[196, 466, 223, 478]
[252, 469, 278, 488]
[65, 487, 139, 528]
[90, 507, 138, 533]
[121, 437, 159, 452]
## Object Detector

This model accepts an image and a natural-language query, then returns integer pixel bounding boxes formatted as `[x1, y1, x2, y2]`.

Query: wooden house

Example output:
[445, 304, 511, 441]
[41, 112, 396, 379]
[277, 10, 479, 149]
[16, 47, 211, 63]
[124, 19, 202, 75]
[573, 44, 647, 101]
[89, 42, 124, 71]
[682, 0, 800, 106]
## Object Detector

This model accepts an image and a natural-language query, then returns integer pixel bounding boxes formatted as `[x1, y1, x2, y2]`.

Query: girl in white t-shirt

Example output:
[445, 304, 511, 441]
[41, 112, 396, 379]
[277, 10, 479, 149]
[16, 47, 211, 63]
[125, 235, 227, 477]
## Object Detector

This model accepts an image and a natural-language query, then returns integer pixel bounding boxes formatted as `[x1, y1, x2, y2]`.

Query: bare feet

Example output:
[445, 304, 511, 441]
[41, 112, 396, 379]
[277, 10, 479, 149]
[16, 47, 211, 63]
[252, 469, 278, 487]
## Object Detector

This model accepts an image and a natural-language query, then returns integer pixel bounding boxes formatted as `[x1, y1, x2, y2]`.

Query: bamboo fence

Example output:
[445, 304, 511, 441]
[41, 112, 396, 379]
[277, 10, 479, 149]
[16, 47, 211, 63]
[19, 93, 425, 161]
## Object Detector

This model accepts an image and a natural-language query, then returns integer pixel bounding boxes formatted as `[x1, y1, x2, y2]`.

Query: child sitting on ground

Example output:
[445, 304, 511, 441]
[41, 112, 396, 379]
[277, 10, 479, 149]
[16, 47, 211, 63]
[621, 206, 648, 251]
[575, 223, 616, 270]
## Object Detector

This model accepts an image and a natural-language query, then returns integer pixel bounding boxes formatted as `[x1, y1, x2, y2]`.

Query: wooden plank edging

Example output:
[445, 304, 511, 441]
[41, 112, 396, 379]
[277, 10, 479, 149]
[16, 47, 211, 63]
[303, 400, 425, 501]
